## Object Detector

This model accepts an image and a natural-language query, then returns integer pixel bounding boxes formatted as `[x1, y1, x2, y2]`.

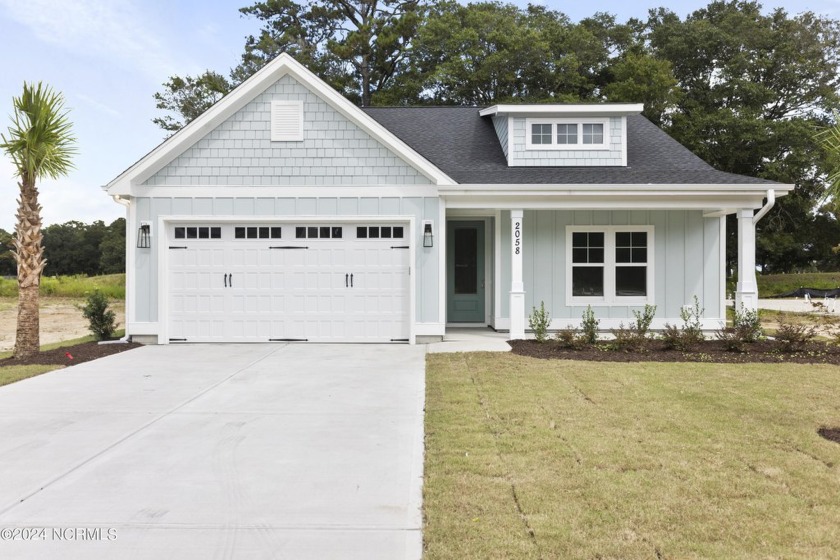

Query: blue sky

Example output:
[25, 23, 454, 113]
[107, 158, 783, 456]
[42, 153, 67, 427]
[1, 0, 838, 232]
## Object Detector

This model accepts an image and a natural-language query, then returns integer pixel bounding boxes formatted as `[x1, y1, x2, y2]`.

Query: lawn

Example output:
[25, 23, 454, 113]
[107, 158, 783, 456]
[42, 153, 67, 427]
[753, 272, 840, 297]
[0, 273, 125, 299]
[424, 353, 840, 559]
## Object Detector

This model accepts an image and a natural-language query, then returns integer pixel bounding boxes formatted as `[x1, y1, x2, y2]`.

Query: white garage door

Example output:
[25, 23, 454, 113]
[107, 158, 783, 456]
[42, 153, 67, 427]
[167, 223, 410, 342]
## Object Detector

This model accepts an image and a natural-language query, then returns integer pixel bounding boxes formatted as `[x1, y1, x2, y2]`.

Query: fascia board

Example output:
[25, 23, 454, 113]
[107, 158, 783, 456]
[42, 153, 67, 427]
[437, 183, 793, 194]
[479, 104, 644, 117]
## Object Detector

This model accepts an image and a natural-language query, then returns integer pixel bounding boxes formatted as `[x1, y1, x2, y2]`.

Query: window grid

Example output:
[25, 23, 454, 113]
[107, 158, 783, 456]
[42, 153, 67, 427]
[582, 123, 604, 145]
[556, 123, 578, 145]
[174, 226, 222, 240]
[295, 226, 343, 239]
[531, 123, 552, 145]
[356, 226, 404, 239]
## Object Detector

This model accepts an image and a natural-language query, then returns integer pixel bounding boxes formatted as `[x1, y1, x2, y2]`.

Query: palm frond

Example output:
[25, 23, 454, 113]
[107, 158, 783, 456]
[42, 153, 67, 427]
[0, 81, 77, 181]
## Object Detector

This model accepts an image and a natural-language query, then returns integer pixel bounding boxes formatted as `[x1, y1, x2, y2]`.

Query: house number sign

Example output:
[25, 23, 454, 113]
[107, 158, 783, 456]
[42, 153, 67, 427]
[513, 221, 521, 255]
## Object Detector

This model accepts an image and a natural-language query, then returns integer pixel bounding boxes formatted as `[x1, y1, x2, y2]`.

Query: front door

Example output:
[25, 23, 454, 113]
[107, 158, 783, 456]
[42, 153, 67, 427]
[447, 221, 485, 323]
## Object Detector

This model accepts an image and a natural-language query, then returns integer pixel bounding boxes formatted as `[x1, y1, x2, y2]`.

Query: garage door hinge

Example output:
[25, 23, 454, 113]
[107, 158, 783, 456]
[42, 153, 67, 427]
[390, 245, 409, 249]
[390, 338, 409, 342]
[169, 246, 188, 250]
[269, 338, 309, 342]
[269, 246, 309, 250]
[169, 338, 187, 342]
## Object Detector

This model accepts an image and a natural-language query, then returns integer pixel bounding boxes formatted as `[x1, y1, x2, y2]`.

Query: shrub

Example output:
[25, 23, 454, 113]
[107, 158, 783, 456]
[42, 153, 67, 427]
[555, 328, 584, 349]
[528, 301, 551, 343]
[609, 305, 656, 352]
[81, 290, 117, 341]
[774, 315, 818, 353]
[733, 306, 763, 343]
[580, 305, 599, 345]
[662, 297, 705, 351]
[716, 306, 764, 352]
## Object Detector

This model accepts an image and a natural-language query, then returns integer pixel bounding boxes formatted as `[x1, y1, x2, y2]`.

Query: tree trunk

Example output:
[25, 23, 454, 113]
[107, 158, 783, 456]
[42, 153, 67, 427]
[14, 177, 46, 359]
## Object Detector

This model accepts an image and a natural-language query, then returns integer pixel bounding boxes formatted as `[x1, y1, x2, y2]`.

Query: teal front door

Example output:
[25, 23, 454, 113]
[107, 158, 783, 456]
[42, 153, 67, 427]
[447, 221, 485, 323]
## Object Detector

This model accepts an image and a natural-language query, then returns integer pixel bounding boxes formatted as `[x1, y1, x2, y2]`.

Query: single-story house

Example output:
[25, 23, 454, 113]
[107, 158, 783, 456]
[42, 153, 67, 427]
[104, 53, 791, 344]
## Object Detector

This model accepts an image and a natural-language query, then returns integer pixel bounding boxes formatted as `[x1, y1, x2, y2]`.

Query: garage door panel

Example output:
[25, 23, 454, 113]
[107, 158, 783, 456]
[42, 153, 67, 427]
[168, 224, 410, 343]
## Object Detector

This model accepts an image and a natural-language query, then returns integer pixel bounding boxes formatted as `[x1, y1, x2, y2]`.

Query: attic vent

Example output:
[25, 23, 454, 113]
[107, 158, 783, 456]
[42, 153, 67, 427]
[271, 101, 303, 141]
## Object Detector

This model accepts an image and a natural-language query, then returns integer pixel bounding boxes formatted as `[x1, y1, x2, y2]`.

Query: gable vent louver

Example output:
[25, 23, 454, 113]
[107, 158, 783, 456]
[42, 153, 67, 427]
[271, 100, 304, 141]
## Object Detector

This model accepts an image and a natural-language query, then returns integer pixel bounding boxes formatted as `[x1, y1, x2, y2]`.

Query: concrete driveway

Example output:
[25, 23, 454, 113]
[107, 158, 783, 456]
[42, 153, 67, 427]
[0, 343, 426, 560]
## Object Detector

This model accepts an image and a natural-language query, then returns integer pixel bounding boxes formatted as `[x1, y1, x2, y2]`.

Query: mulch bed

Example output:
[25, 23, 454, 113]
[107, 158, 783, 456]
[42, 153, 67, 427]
[1, 340, 142, 367]
[818, 427, 840, 444]
[509, 339, 840, 365]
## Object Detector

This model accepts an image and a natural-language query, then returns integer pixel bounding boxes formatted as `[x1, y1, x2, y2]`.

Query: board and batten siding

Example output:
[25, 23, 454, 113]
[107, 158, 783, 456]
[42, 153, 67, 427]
[131, 196, 441, 326]
[509, 117, 624, 166]
[498, 209, 723, 323]
[143, 74, 431, 187]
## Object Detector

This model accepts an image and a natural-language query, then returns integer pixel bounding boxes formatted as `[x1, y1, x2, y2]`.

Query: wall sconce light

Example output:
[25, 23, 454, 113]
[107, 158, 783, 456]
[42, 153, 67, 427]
[422, 220, 434, 248]
[137, 222, 151, 248]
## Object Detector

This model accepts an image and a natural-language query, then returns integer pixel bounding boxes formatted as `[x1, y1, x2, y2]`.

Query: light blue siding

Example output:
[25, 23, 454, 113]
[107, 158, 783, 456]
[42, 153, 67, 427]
[497, 210, 723, 323]
[510, 117, 624, 166]
[492, 116, 509, 160]
[143, 74, 431, 186]
[132, 196, 441, 325]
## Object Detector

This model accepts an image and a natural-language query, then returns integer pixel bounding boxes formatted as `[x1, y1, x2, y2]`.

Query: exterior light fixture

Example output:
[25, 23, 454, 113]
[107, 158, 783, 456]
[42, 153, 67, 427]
[137, 222, 151, 248]
[422, 220, 434, 248]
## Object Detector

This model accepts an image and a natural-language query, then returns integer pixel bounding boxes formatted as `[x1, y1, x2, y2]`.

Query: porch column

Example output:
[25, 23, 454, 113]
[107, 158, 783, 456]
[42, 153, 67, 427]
[510, 210, 525, 340]
[735, 209, 758, 312]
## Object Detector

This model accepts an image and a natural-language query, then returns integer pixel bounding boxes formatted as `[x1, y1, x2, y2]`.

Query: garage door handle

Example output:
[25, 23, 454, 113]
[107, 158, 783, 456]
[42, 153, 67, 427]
[345, 273, 348, 287]
[350, 273, 354, 287]
[224, 273, 228, 288]
[229, 274, 233, 288]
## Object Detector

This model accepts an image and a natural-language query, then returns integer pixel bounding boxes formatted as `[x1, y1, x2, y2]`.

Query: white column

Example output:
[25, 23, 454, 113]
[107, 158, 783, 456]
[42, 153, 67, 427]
[509, 210, 525, 340]
[735, 209, 758, 312]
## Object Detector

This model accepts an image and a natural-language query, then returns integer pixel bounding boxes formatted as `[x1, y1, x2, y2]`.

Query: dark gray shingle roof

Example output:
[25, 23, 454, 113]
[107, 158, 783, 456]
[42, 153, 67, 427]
[361, 107, 775, 185]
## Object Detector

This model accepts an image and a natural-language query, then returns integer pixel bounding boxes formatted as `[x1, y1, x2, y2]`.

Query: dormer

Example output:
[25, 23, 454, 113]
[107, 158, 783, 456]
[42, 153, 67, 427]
[479, 104, 644, 167]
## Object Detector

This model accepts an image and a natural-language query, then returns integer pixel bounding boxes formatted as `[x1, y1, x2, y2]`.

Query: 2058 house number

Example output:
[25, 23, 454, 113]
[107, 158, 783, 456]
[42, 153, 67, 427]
[513, 221, 521, 255]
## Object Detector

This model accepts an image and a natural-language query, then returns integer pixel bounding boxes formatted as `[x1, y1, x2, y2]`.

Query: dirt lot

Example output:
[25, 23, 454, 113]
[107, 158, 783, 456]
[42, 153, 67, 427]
[0, 298, 126, 351]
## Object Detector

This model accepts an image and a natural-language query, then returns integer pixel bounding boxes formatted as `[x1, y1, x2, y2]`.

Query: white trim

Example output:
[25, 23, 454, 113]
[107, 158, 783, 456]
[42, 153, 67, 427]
[479, 103, 644, 117]
[438, 198, 446, 326]
[443, 197, 769, 211]
[494, 209, 502, 330]
[565, 225, 655, 307]
[621, 116, 628, 166]
[525, 118, 610, 151]
[106, 53, 455, 194]
[720, 215, 727, 304]
[507, 116, 514, 165]
[127, 322, 159, 335]
[438, 183, 793, 193]
[156, 214, 416, 345]
[126, 197, 136, 327]
[123, 185, 440, 199]
[270, 100, 304, 141]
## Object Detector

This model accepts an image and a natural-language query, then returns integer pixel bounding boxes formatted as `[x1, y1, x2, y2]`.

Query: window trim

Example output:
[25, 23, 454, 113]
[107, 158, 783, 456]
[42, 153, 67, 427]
[525, 118, 610, 151]
[565, 225, 655, 306]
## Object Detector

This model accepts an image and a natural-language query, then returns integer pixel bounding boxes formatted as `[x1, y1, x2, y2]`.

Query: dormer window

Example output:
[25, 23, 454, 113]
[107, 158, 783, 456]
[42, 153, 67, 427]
[525, 118, 609, 150]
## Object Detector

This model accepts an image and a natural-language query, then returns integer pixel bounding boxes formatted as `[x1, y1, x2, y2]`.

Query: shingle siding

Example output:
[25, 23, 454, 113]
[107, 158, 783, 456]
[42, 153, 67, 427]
[144, 75, 431, 186]
[492, 115, 509, 160]
[510, 117, 623, 166]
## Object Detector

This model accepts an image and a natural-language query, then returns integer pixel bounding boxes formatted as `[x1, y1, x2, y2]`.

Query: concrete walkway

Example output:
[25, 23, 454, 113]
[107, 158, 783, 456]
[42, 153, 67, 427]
[426, 327, 512, 353]
[0, 344, 425, 560]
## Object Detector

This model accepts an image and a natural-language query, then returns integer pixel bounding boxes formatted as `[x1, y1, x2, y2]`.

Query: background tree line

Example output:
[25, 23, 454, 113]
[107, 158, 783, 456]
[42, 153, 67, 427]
[153, 0, 840, 274]
[0, 218, 125, 277]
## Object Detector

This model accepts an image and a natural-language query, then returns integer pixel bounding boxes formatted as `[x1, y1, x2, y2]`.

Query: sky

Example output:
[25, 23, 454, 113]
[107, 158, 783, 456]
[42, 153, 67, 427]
[1, 0, 839, 232]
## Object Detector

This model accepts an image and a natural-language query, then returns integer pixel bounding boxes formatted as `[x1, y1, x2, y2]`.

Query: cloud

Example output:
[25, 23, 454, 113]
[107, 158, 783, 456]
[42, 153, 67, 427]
[75, 93, 122, 118]
[0, 0, 183, 83]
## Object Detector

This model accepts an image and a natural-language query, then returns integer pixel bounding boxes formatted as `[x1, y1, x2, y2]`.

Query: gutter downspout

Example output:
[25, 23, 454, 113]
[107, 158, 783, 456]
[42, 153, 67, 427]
[753, 189, 775, 225]
[100, 194, 131, 345]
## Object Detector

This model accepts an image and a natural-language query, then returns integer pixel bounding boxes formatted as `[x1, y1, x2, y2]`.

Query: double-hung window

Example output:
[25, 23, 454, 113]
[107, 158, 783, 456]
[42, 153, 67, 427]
[566, 226, 654, 305]
[526, 118, 609, 149]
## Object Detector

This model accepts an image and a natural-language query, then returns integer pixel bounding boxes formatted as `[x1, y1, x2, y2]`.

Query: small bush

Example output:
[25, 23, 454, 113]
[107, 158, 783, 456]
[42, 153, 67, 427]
[774, 316, 818, 353]
[580, 305, 599, 345]
[555, 328, 584, 349]
[633, 304, 657, 337]
[733, 307, 763, 343]
[528, 301, 551, 343]
[81, 290, 117, 341]
[662, 297, 705, 351]
[715, 328, 747, 352]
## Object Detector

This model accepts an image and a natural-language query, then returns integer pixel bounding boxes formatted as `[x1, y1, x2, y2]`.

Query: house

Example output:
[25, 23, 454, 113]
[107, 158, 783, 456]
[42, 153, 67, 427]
[104, 54, 791, 344]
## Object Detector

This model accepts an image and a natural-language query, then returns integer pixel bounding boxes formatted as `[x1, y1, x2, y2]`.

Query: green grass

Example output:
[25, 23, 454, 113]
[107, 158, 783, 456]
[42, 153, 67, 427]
[0, 364, 64, 387]
[424, 353, 840, 559]
[0, 274, 125, 299]
[755, 272, 840, 297]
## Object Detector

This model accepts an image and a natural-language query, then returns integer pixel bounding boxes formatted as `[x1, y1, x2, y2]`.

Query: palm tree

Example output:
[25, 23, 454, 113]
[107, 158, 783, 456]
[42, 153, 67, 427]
[818, 112, 840, 208]
[1, 82, 76, 359]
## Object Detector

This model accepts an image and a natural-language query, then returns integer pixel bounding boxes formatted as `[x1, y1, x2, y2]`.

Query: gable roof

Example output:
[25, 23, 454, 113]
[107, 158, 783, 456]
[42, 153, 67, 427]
[105, 54, 455, 194]
[362, 107, 777, 185]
